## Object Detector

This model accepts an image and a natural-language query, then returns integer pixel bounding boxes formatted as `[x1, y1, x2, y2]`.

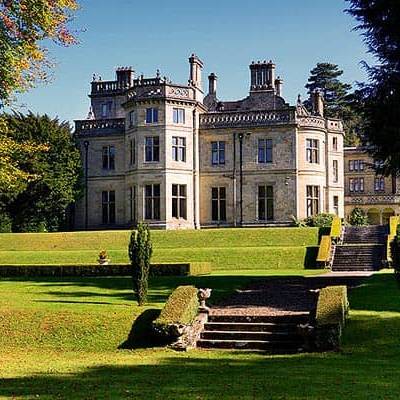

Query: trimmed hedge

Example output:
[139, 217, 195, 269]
[315, 285, 349, 351]
[0, 262, 212, 277]
[153, 285, 199, 338]
[316, 285, 349, 327]
[316, 236, 331, 264]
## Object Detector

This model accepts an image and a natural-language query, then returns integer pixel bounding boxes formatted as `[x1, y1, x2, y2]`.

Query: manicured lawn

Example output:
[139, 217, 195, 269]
[1, 271, 400, 399]
[0, 228, 320, 270]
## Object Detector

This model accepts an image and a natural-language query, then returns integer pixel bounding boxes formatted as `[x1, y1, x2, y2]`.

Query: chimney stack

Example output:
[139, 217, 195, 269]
[188, 54, 203, 89]
[275, 77, 283, 96]
[249, 60, 277, 92]
[208, 73, 217, 96]
[116, 67, 134, 88]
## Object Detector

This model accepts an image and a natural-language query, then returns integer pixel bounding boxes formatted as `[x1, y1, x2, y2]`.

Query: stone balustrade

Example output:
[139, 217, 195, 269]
[346, 194, 400, 204]
[200, 109, 296, 129]
[75, 118, 125, 136]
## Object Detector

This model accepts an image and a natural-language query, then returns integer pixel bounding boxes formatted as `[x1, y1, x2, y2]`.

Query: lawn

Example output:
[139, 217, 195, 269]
[0, 228, 320, 270]
[1, 271, 400, 399]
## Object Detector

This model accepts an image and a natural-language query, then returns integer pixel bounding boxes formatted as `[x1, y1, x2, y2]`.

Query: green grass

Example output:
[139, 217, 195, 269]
[1, 271, 400, 399]
[0, 228, 320, 270]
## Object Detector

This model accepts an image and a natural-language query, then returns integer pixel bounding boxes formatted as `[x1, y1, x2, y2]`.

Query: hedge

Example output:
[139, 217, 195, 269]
[316, 236, 331, 264]
[315, 285, 349, 351]
[330, 217, 342, 239]
[153, 285, 199, 337]
[0, 262, 212, 277]
[316, 285, 349, 327]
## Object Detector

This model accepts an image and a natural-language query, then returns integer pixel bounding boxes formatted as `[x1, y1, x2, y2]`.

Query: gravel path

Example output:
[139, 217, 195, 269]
[210, 274, 369, 317]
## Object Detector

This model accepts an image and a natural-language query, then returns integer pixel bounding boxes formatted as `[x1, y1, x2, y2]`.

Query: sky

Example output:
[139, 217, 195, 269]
[14, 0, 373, 124]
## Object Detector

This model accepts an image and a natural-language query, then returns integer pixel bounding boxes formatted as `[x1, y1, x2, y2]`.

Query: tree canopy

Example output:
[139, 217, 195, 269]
[346, 0, 400, 173]
[1, 112, 82, 232]
[0, 0, 79, 106]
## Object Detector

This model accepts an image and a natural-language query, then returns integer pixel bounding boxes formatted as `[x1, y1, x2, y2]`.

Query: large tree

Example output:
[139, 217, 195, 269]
[0, 0, 78, 105]
[3, 112, 82, 231]
[305, 63, 363, 145]
[346, 0, 400, 173]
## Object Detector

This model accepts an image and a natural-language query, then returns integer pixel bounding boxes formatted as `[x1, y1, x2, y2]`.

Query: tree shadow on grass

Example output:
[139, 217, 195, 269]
[2, 347, 400, 400]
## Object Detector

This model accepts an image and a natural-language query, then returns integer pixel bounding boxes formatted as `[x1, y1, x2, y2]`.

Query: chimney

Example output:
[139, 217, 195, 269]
[249, 60, 277, 91]
[208, 73, 217, 96]
[312, 90, 324, 117]
[275, 77, 283, 96]
[188, 54, 203, 89]
[116, 67, 134, 88]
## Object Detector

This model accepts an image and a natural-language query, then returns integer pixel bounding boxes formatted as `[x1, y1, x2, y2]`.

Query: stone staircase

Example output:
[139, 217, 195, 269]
[332, 225, 387, 272]
[197, 313, 310, 353]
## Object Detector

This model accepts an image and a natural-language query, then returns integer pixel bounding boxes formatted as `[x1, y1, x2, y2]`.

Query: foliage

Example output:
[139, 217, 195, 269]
[129, 223, 153, 305]
[346, 0, 400, 174]
[0, 0, 79, 106]
[305, 213, 334, 228]
[1, 112, 82, 232]
[98, 250, 108, 260]
[304, 62, 363, 145]
[0, 210, 12, 232]
[348, 207, 369, 226]
[316, 285, 349, 327]
[153, 285, 199, 338]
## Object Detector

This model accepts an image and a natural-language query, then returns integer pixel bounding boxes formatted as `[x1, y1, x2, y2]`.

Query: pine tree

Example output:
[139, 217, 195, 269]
[129, 223, 153, 306]
[305, 63, 352, 118]
[346, 0, 400, 174]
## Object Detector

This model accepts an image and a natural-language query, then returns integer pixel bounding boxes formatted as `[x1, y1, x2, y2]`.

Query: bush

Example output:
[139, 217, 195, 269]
[0, 212, 12, 233]
[301, 214, 335, 228]
[349, 207, 369, 226]
[315, 285, 349, 351]
[129, 223, 153, 305]
[153, 285, 199, 339]
[316, 285, 349, 326]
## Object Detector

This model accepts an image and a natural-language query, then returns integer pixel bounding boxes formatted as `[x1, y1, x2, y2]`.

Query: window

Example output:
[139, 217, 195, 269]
[102, 190, 115, 224]
[258, 185, 274, 221]
[333, 160, 338, 183]
[172, 137, 186, 162]
[306, 186, 320, 217]
[129, 110, 136, 127]
[101, 102, 112, 118]
[258, 139, 273, 164]
[145, 108, 158, 123]
[145, 184, 160, 220]
[375, 177, 385, 192]
[349, 159, 364, 172]
[129, 139, 135, 165]
[333, 137, 338, 151]
[173, 108, 185, 124]
[333, 196, 339, 216]
[349, 178, 364, 192]
[129, 186, 137, 223]
[172, 184, 187, 219]
[211, 187, 226, 221]
[211, 141, 225, 165]
[306, 139, 319, 163]
[374, 159, 384, 170]
[145, 137, 160, 162]
[102, 146, 115, 170]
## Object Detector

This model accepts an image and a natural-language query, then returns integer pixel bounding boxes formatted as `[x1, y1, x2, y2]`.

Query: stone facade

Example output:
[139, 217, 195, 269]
[344, 146, 399, 224]
[74, 56, 345, 230]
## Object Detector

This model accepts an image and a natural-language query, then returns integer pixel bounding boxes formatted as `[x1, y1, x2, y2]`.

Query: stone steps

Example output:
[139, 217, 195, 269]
[197, 313, 309, 352]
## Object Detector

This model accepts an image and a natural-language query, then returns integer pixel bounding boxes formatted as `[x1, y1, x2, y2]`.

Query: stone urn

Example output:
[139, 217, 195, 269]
[198, 288, 212, 312]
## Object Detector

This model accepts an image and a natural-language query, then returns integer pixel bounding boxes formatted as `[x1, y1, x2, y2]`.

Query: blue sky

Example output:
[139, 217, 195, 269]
[14, 0, 372, 124]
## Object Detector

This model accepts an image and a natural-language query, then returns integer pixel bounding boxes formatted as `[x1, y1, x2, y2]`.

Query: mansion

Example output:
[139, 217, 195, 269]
[73, 55, 394, 230]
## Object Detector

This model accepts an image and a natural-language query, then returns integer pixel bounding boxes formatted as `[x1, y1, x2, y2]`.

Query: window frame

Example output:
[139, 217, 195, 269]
[306, 139, 319, 164]
[172, 136, 186, 162]
[102, 190, 116, 224]
[144, 184, 161, 220]
[173, 108, 185, 124]
[172, 184, 187, 219]
[258, 138, 273, 164]
[333, 159, 339, 183]
[145, 108, 159, 124]
[145, 136, 160, 162]
[258, 185, 274, 221]
[306, 185, 320, 217]
[211, 187, 227, 222]
[211, 141, 225, 165]
[102, 145, 115, 170]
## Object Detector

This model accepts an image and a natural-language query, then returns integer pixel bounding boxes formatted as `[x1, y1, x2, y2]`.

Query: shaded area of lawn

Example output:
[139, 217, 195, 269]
[1, 272, 399, 399]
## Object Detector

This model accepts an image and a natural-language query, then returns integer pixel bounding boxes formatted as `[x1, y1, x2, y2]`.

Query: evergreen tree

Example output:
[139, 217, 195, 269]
[305, 63, 352, 118]
[129, 223, 153, 306]
[346, 0, 400, 174]
[2, 112, 82, 231]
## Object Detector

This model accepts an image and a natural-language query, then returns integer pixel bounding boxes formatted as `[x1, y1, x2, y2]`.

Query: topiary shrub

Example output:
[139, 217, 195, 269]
[129, 222, 153, 305]
[315, 285, 349, 351]
[349, 207, 369, 226]
[310, 213, 335, 228]
[153, 285, 199, 340]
